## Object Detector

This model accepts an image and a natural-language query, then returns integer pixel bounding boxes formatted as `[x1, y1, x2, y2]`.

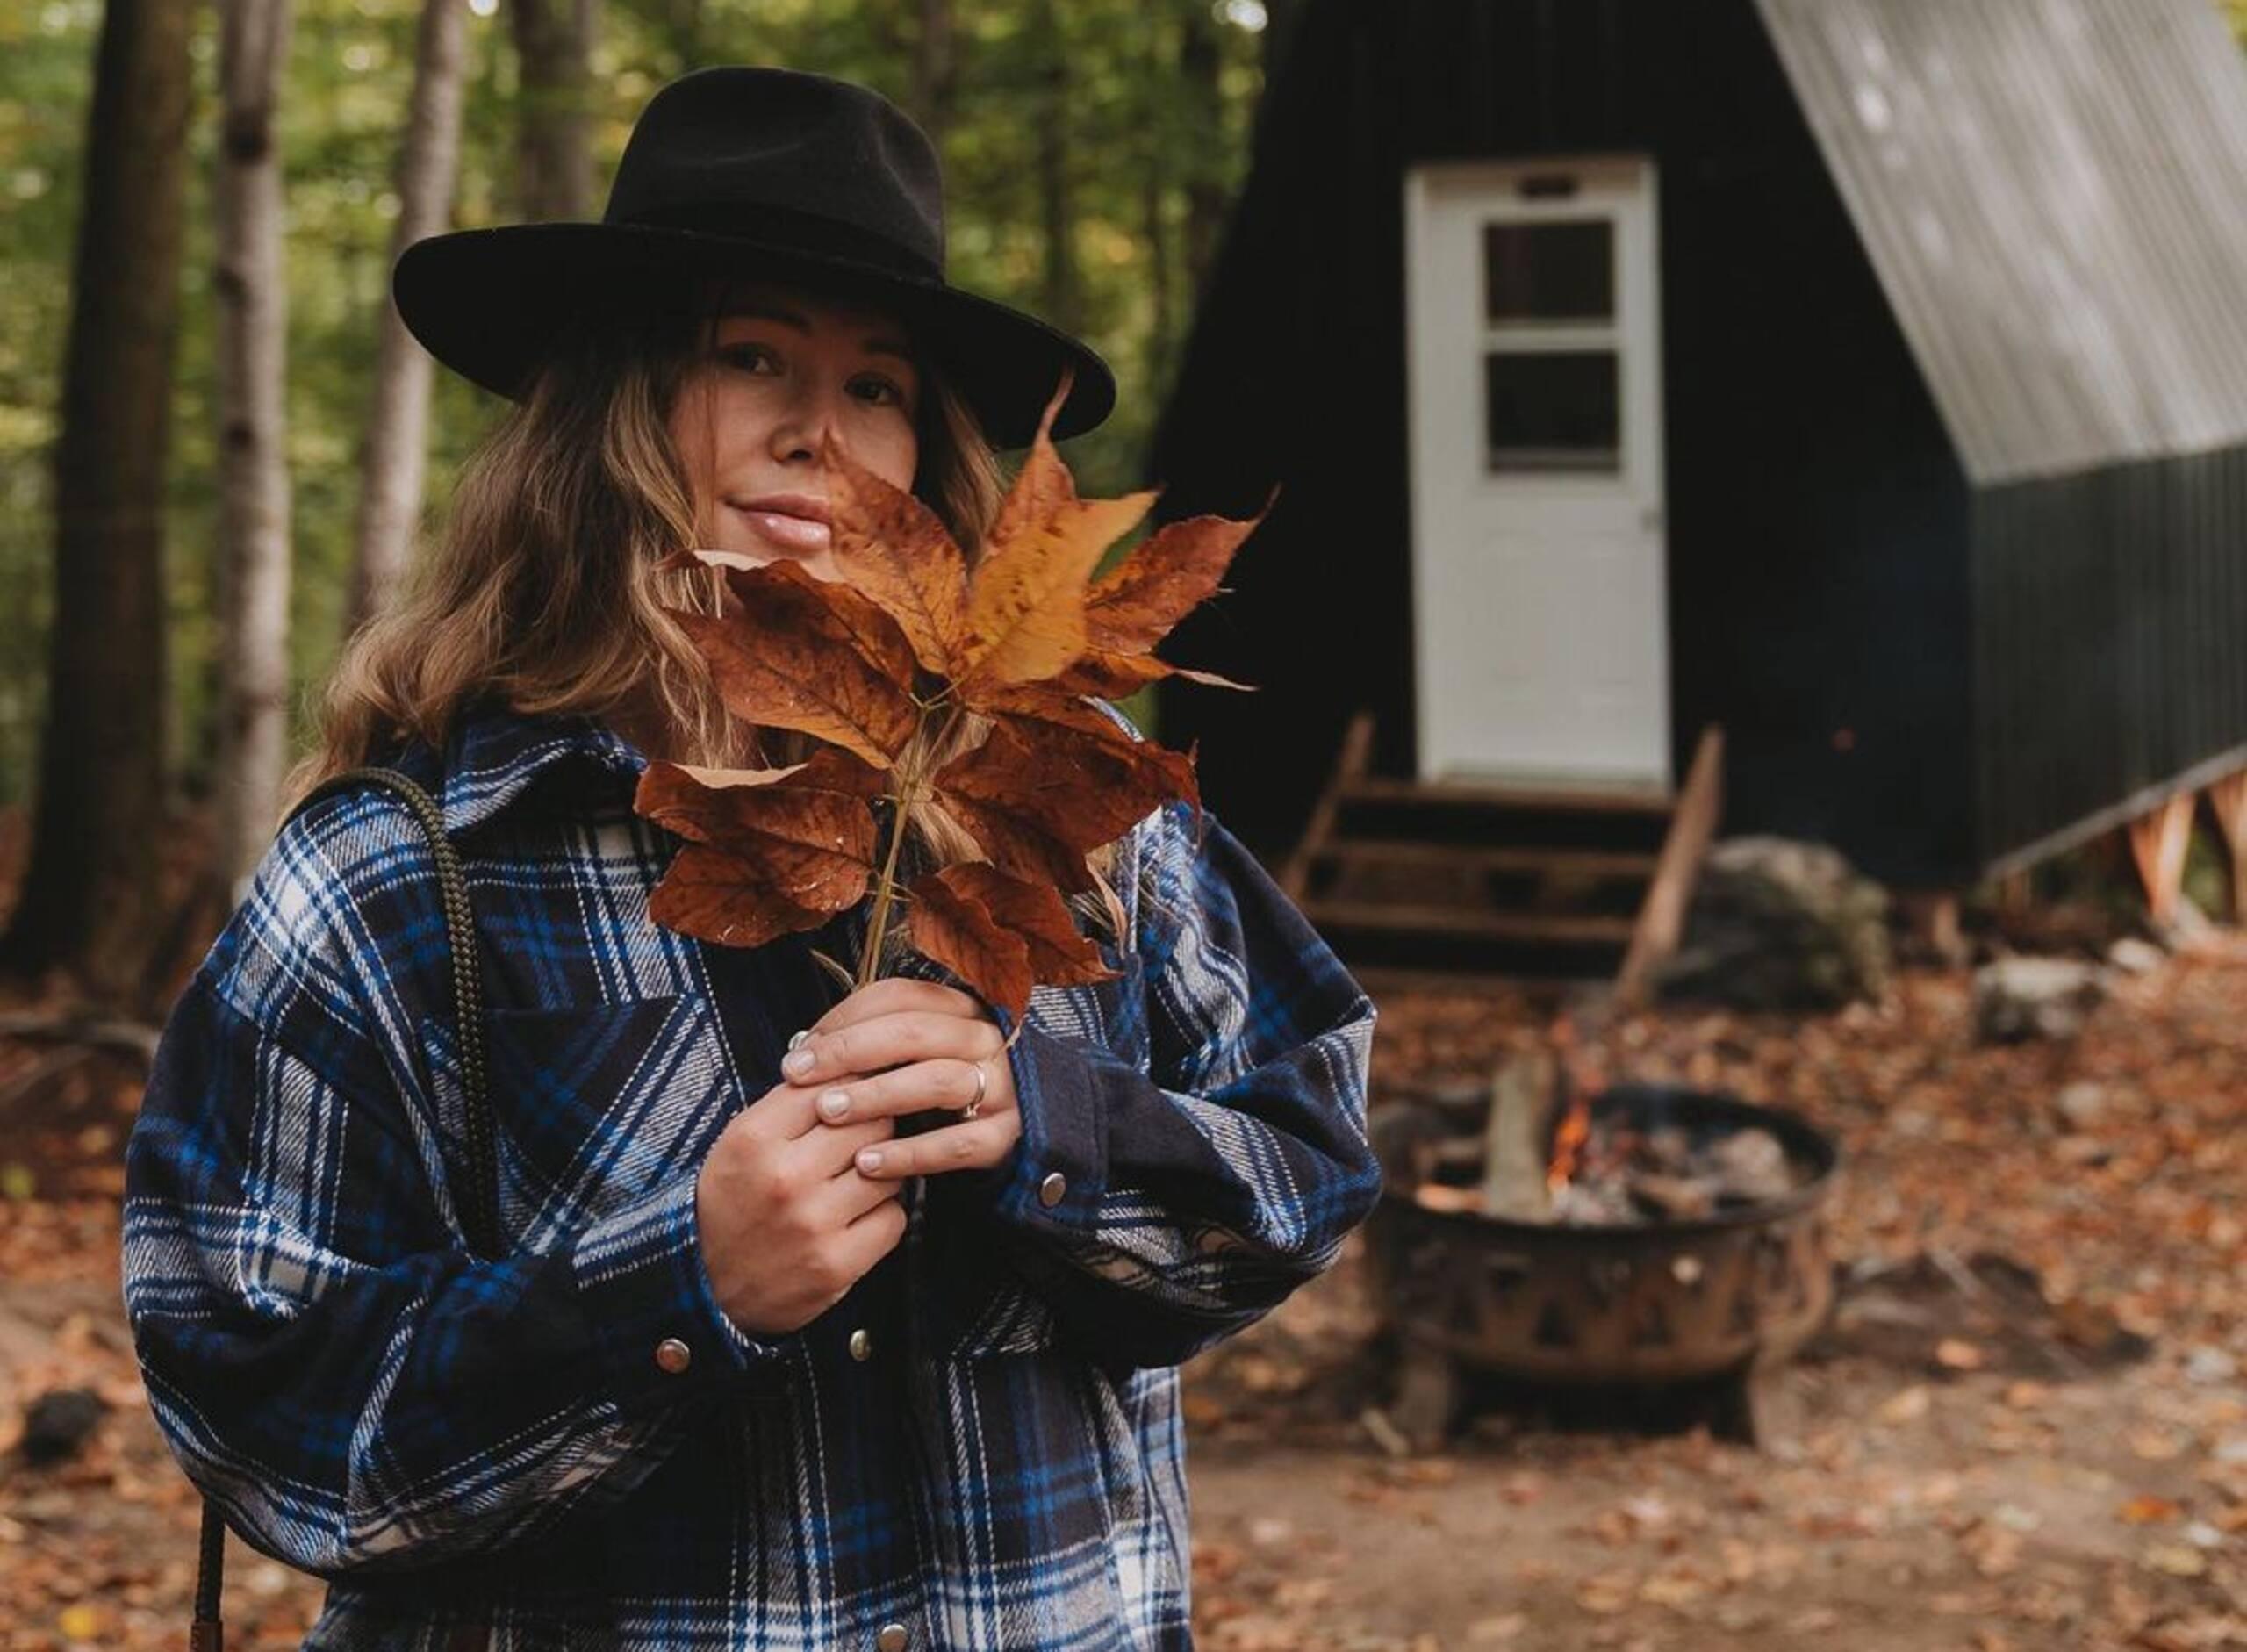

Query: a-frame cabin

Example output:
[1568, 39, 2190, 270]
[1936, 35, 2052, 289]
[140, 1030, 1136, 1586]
[1151, 0, 2247, 971]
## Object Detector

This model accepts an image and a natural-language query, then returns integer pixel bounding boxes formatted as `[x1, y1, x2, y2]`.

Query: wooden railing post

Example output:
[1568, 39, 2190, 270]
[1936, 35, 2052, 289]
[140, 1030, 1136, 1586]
[1614, 726, 1725, 1007]
[2206, 772, 2247, 923]
[2125, 793, 2195, 927]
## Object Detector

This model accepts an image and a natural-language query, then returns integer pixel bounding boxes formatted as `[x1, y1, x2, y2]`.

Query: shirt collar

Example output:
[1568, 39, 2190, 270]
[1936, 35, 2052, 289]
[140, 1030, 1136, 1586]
[427, 700, 650, 836]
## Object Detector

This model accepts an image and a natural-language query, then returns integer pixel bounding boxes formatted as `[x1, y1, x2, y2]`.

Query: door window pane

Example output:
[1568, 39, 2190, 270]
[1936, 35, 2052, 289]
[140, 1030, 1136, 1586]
[1484, 351, 1620, 473]
[1483, 221, 1613, 322]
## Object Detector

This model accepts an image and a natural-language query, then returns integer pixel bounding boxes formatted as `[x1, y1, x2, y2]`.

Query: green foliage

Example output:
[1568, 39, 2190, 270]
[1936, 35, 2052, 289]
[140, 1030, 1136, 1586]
[0, 0, 1270, 801]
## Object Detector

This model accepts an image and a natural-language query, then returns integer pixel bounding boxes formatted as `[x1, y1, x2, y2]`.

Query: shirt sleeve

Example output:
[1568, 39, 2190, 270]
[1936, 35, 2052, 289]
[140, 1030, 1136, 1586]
[120, 798, 784, 1577]
[984, 799, 1381, 1369]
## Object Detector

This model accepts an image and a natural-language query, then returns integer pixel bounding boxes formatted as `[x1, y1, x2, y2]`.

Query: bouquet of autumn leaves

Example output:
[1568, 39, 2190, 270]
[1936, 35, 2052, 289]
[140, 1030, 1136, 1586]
[632, 392, 1259, 1019]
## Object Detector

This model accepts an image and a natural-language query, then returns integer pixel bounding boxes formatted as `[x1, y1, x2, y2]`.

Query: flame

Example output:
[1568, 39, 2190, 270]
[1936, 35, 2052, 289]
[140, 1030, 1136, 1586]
[1543, 1015, 1605, 1194]
[1546, 1088, 1593, 1194]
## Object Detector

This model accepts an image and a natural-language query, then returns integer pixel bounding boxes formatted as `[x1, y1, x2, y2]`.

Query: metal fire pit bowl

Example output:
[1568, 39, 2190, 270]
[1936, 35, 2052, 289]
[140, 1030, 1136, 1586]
[1364, 1083, 1841, 1444]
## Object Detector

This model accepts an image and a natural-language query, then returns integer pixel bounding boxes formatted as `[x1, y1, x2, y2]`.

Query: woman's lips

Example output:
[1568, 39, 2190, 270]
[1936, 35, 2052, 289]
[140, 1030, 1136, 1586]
[727, 499, 832, 552]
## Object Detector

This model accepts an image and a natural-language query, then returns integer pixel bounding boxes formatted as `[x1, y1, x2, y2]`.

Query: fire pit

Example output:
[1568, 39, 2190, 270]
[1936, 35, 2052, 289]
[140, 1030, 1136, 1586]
[1365, 1077, 1841, 1445]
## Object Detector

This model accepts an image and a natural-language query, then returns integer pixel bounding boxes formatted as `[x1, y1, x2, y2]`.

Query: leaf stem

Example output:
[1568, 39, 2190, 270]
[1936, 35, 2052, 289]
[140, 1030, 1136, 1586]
[855, 697, 972, 990]
[857, 727, 925, 988]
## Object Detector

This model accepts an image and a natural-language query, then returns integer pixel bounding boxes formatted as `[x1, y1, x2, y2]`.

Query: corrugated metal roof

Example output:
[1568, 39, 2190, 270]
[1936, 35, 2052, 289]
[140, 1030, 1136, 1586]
[1756, 0, 2247, 484]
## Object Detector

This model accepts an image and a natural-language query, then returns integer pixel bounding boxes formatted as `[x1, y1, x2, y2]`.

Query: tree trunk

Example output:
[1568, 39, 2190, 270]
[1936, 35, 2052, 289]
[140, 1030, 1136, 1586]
[908, 0, 956, 151]
[0, 0, 195, 999]
[1181, 0, 1226, 300]
[509, 0, 597, 219]
[212, 0, 297, 910]
[1030, 0, 1079, 336]
[348, 0, 470, 634]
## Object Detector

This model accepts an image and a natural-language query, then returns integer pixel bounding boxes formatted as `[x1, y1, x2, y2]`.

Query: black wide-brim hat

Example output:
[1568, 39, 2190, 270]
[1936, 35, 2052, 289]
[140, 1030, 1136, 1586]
[392, 67, 1115, 448]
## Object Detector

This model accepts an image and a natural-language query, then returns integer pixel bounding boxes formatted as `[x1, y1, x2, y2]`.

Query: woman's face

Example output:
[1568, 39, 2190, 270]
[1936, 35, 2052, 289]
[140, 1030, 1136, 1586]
[667, 280, 922, 581]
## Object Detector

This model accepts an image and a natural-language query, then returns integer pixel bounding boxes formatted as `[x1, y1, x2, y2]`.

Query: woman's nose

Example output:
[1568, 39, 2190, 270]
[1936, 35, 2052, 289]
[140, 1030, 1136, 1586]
[768, 383, 845, 463]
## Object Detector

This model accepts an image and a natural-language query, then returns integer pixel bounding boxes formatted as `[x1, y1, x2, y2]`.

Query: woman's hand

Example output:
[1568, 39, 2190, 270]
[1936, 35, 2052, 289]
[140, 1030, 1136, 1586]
[694, 1077, 905, 1337]
[781, 978, 1022, 1181]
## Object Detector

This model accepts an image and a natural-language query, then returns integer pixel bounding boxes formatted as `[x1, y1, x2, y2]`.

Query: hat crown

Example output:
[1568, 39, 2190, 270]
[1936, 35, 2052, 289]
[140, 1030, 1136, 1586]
[604, 68, 944, 279]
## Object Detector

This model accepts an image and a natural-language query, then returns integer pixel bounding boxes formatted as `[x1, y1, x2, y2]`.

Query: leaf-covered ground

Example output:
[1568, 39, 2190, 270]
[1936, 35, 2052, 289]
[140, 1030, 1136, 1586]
[3, 930, 2243, 1648]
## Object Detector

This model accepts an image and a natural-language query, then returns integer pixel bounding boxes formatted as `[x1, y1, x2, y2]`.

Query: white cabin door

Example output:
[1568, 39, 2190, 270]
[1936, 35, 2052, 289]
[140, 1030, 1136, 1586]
[1404, 156, 1671, 789]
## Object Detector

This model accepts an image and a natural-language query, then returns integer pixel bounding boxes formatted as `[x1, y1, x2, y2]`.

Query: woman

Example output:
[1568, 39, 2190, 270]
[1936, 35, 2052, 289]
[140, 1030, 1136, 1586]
[124, 67, 1377, 1650]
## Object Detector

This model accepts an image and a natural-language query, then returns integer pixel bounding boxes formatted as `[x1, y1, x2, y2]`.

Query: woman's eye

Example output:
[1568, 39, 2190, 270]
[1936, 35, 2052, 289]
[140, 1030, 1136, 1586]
[718, 342, 780, 374]
[851, 373, 908, 409]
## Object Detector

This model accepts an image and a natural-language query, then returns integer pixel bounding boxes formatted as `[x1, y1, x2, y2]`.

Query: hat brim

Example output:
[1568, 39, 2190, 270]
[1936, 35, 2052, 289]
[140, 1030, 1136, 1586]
[391, 221, 1116, 448]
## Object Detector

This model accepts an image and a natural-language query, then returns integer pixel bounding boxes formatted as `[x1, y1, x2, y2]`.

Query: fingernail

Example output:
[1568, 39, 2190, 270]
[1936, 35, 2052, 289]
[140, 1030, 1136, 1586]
[856, 1147, 883, 1174]
[816, 1088, 851, 1122]
[783, 1047, 814, 1078]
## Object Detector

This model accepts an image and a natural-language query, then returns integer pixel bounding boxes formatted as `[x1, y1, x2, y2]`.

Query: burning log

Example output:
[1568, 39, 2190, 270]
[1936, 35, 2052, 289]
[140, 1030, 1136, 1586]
[1478, 1048, 1556, 1220]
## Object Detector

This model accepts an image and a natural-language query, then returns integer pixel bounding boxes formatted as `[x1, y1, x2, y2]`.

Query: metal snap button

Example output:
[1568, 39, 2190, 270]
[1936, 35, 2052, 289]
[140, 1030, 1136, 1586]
[1037, 1171, 1067, 1208]
[848, 1327, 873, 1362]
[874, 1622, 909, 1652]
[654, 1337, 693, 1375]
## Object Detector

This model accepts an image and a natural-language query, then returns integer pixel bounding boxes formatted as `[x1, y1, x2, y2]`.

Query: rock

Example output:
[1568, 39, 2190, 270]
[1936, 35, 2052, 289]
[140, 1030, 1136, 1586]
[1709, 1127, 1797, 1201]
[2052, 1081, 2108, 1131]
[2107, 937, 2167, 975]
[1657, 837, 1892, 1011]
[2154, 894, 2222, 956]
[1973, 957, 2108, 1043]
[2184, 1346, 2238, 1386]
[18, 1387, 104, 1465]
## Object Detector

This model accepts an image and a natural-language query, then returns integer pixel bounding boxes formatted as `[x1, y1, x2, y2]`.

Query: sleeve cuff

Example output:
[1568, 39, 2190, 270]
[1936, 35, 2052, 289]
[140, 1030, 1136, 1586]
[987, 1013, 1109, 1232]
[570, 1170, 786, 1416]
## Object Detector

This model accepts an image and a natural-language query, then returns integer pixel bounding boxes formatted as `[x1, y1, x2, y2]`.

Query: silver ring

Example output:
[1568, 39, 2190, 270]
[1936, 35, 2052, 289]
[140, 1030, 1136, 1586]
[962, 1060, 987, 1120]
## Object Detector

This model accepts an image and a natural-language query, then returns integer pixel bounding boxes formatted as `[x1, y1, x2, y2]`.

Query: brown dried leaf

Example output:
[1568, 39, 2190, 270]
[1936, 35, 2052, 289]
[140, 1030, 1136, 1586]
[647, 844, 836, 950]
[1080, 511, 1260, 657]
[650, 747, 885, 837]
[673, 559, 918, 768]
[984, 375, 1080, 555]
[825, 442, 969, 675]
[906, 868, 1033, 1016]
[1050, 651, 1253, 700]
[932, 862, 1114, 989]
[655, 547, 764, 574]
[636, 758, 879, 947]
[934, 699, 1197, 890]
[963, 491, 1154, 690]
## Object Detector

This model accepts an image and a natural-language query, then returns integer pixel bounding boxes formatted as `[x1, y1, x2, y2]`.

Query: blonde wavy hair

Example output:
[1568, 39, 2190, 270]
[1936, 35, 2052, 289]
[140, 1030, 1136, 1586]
[292, 278, 1001, 762]
[286, 283, 1124, 942]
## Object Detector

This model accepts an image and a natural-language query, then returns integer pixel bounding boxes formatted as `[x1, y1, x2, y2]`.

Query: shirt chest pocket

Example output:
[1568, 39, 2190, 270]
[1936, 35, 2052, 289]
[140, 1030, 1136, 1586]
[424, 995, 741, 1253]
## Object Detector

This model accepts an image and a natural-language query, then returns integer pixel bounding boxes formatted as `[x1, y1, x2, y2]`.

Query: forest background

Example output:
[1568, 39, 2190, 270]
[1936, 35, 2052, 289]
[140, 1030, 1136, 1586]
[7, 0, 2247, 1002]
[0, 0, 1285, 841]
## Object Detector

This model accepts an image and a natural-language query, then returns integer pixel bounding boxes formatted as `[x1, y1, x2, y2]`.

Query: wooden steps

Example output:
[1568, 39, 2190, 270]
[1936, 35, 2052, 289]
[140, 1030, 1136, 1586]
[1284, 718, 1725, 992]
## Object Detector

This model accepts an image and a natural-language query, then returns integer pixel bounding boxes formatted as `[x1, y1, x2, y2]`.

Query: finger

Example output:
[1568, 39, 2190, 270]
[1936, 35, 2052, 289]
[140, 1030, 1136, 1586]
[831, 1196, 909, 1279]
[745, 1077, 847, 1142]
[805, 978, 980, 1038]
[784, 1115, 894, 1174]
[809, 1056, 1001, 1125]
[851, 1117, 1020, 1180]
[818, 1162, 906, 1225]
[787, 1009, 1003, 1088]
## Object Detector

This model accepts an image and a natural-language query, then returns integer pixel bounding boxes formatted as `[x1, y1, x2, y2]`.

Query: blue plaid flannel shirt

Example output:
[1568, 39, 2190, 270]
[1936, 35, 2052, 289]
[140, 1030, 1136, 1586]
[123, 700, 1378, 1649]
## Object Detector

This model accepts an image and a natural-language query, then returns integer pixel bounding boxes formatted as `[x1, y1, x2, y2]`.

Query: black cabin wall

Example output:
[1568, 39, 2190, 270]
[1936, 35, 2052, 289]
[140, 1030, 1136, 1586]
[1658, 4, 1975, 887]
[1973, 446, 2247, 870]
[1152, 0, 1976, 883]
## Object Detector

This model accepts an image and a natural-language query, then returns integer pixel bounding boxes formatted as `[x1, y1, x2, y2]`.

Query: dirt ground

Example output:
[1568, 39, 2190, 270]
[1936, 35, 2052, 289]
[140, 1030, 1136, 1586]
[3, 929, 2245, 1648]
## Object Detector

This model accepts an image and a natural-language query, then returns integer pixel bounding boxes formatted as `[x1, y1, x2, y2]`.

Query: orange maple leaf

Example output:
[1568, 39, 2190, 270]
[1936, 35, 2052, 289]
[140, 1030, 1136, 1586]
[644, 376, 1255, 1012]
